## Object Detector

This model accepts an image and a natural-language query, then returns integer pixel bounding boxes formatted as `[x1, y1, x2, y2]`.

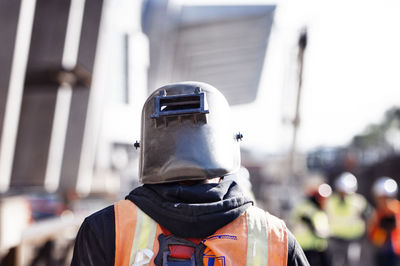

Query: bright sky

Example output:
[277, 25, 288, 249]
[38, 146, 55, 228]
[232, 0, 400, 154]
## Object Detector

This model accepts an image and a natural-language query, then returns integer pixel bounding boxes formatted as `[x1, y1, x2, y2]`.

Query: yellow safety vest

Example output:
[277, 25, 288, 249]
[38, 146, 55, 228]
[291, 200, 329, 252]
[325, 193, 366, 240]
[114, 200, 288, 266]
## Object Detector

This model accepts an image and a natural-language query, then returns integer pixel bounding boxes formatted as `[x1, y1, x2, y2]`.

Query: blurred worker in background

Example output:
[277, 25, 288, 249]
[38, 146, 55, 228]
[71, 82, 309, 265]
[368, 177, 400, 266]
[291, 174, 332, 266]
[325, 172, 370, 266]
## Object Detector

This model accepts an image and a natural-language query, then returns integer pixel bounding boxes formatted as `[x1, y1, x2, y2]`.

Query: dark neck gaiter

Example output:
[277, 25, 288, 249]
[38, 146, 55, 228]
[126, 180, 253, 238]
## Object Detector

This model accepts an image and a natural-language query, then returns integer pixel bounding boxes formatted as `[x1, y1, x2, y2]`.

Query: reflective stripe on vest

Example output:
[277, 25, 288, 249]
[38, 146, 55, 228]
[114, 200, 161, 266]
[246, 206, 268, 265]
[114, 200, 288, 266]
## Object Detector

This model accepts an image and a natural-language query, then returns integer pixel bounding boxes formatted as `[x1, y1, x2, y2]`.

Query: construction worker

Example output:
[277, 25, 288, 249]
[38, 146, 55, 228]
[71, 82, 309, 265]
[368, 177, 400, 266]
[325, 172, 369, 266]
[291, 175, 332, 266]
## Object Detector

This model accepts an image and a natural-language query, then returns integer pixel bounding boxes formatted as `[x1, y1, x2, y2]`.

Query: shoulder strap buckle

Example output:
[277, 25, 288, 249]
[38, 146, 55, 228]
[155, 234, 205, 266]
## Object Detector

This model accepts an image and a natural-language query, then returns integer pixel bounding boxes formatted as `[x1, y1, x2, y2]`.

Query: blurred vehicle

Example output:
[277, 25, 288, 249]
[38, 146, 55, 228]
[26, 193, 66, 221]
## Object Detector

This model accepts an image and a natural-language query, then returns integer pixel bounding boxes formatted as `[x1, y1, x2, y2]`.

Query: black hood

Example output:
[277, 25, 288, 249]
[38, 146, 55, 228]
[126, 179, 253, 238]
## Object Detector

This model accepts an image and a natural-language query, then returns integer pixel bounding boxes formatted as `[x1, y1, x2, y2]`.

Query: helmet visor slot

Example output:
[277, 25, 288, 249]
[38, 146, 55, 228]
[152, 92, 209, 118]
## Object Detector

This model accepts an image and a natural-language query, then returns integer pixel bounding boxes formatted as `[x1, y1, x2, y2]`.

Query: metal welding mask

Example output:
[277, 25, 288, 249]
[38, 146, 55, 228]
[139, 81, 241, 184]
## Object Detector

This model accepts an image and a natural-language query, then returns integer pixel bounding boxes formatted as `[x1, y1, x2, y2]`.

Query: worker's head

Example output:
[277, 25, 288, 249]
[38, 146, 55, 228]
[334, 172, 358, 195]
[303, 173, 332, 207]
[372, 177, 398, 208]
[138, 81, 241, 184]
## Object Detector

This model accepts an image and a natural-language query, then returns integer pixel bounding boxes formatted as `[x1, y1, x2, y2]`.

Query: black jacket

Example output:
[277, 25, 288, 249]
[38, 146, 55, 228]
[71, 180, 309, 266]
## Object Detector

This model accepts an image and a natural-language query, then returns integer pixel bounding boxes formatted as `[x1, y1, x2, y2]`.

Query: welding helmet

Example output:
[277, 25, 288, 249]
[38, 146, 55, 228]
[139, 81, 241, 184]
[335, 172, 358, 194]
[372, 177, 398, 198]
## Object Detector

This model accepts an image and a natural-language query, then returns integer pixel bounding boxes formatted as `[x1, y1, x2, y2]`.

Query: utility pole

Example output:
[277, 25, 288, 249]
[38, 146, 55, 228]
[289, 28, 307, 176]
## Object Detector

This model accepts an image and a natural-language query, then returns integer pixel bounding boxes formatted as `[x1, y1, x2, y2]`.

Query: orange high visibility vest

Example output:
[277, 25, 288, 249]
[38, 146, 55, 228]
[368, 201, 400, 255]
[114, 200, 288, 266]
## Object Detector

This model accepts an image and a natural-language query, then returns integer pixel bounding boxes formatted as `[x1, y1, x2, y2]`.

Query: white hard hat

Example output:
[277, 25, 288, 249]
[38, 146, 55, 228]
[372, 177, 398, 198]
[335, 172, 358, 194]
[303, 173, 332, 198]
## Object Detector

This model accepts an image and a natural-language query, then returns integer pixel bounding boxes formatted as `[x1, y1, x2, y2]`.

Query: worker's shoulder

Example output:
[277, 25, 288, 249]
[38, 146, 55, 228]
[247, 205, 287, 227]
[352, 192, 366, 200]
[249, 207, 308, 265]
[350, 193, 367, 207]
[83, 204, 115, 226]
[266, 211, 287, 227]
[294, 199, 318, 213]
